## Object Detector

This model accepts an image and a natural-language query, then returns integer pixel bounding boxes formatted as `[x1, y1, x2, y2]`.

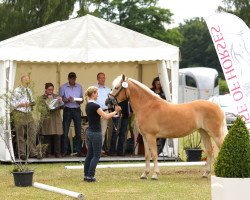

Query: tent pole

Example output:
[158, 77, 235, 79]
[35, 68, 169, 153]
[56, 63, 61, 94]
[157, 60, 179, 158]
[0, 60, 16, 162]
[157, 60, 171, 101]
[137, 63, 142, 82]
[171, 61, 179, 104]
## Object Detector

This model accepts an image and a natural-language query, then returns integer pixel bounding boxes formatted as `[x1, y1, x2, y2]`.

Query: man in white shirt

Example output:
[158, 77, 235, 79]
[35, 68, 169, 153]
[11, 75, 41, 160]
[95, 72, 111, 153]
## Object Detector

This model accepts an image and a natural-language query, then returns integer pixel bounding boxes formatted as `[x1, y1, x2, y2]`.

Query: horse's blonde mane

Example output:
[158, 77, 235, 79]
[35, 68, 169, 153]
[112, 75, 160, 98]
[112, 75, 123, 88]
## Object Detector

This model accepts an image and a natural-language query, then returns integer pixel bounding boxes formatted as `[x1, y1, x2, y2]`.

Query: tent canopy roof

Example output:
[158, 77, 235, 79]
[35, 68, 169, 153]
[0, 14, 179, 63]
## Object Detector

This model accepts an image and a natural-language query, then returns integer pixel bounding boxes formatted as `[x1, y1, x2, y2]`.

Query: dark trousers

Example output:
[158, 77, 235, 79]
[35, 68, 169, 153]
[84, 129, 102, 178]
[109, 117, 128, 154]
[62, 107, 82, 154]
[43, 135, 61, 155]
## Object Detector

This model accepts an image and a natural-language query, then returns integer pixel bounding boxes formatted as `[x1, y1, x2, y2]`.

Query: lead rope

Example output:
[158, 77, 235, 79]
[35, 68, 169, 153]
[113, 112, 122, 135]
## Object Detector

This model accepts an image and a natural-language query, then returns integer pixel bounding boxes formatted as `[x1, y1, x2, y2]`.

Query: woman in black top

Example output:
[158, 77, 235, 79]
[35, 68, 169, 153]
[84, 86, 121, 182]
[151, 77, 166, 100]
[151, 77, 166, 154]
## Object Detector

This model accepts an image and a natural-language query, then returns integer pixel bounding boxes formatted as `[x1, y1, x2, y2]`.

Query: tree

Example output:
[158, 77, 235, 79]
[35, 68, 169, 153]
[0, 0, 76, 41]
[77, 0, 183, 45]
[103, 0, 174, 43]
[77, 0, 103, 16]
[218, 0, 250, 27]
[178, 18, 221, 74]
[219, 79, 229, 94]
[164, 28, 184, 47]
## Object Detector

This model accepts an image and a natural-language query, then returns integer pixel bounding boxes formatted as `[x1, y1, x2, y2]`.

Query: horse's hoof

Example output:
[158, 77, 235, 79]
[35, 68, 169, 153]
[140, 172, 149, 179]
[151, 174, 158, 180]
[202, 175, 208, 178]
[140, 174, 148, 180]
[202, 171, 210, 178]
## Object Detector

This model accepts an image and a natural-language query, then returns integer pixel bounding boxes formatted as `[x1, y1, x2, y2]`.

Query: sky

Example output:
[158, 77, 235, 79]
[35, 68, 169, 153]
[159, 0, 224, 28]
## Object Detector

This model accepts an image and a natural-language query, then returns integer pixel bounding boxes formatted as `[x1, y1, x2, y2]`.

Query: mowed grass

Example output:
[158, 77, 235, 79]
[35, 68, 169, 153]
[0, 162, 211, 200]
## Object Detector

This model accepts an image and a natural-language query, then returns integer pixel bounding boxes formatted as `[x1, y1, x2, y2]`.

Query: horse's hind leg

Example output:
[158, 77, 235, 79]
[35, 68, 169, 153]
[212, 127, 225, 158]
[140, 135, 151, 179]
[199, 129, 213, 178]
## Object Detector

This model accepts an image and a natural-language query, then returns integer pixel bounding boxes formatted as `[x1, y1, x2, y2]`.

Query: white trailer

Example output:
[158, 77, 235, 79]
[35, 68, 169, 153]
[178, 67, 219, 103]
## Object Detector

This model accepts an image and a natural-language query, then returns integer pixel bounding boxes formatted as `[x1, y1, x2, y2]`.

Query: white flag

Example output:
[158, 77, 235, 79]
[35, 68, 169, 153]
[205, 12, 250, 130]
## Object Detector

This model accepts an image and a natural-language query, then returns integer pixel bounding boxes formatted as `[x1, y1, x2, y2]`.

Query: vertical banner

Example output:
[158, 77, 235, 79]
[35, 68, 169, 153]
[205, 12, 250, 130]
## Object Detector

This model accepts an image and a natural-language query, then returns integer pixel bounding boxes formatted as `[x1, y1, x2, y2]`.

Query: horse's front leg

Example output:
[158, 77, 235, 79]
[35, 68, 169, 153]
[146, 134, 159, 180]
[140, 136, 150, 179]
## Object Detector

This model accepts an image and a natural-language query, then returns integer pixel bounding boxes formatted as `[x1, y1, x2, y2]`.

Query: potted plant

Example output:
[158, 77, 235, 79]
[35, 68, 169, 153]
[183, 131, 202, 161]
[211, 117, 250, 200]
[0, 92, 47, 187]
[0, 113, 34, 187]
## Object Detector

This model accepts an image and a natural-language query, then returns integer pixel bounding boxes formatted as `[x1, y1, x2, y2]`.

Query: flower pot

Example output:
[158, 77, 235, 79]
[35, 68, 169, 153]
[185, 149, 202, 162]
[211, 175, 250, 200]
[12, 171, 34, 187]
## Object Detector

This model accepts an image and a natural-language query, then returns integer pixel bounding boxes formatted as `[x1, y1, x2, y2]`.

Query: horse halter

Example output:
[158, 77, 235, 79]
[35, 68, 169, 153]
[107, 81, 129, 107]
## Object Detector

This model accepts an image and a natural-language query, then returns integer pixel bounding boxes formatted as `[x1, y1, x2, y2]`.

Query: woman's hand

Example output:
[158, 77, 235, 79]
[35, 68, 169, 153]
[115, 105, 122, 113]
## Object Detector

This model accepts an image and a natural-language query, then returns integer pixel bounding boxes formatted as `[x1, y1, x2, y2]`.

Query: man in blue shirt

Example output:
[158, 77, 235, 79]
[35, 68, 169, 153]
[95, 72, 111, 153]
[60, 72, 84, 157]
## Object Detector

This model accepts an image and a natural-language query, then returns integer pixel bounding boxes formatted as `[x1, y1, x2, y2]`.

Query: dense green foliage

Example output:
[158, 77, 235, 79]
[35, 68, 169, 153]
[178, 18, 221, 73]
[218, 0, 250, 27]
[219, 79, 229, 95]
[0, 0, 75, 41]
[215, 117, 250, 178]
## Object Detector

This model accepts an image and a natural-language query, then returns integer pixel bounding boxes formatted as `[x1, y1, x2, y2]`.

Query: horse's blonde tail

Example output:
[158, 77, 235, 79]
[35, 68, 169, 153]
[222, 113, 228, 139]
[211, 114, 227, 161]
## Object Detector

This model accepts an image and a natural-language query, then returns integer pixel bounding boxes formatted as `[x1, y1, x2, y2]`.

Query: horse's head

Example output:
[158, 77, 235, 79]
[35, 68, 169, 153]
[106, 74, 129, 108]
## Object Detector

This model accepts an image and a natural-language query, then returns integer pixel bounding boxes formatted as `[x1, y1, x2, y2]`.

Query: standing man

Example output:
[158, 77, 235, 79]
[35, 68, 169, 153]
[95, 72, 111, 154]
[60, 72, 84, 157]
[109, 99, 130, 156]
[11, 75, 41, 160]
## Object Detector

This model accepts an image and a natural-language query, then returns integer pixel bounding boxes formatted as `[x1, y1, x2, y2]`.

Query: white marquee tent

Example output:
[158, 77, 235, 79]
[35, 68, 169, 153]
[0, 14, 179, 161]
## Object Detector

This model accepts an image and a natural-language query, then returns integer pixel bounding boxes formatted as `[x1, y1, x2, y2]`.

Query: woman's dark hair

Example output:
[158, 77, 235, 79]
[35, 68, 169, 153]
[45, 82, 54, 89]
[151, 77, 160, 89]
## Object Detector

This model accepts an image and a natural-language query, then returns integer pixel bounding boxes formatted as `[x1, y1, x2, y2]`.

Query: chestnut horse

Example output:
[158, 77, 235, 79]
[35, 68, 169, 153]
[109, 74, 227, 180]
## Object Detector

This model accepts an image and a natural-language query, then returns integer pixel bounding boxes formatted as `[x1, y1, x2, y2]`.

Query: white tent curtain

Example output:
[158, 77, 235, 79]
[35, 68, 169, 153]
[0, 60, 16, 161]
[157, 60, 179, 158]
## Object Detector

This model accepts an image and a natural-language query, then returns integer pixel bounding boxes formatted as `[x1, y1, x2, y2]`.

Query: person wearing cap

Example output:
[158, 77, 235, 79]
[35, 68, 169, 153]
[59, 72, 84, 157]
[95, 72, 112, 154]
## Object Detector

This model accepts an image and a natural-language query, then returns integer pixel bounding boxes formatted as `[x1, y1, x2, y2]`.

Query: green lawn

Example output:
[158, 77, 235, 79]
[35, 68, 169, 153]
[0, 162, 211, 200]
